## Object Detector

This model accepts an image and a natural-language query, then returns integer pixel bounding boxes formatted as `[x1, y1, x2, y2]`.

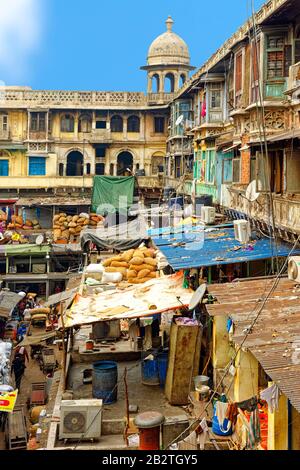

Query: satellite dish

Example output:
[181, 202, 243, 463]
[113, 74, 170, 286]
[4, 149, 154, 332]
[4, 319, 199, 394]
[35, 234, 44, 246]
[245, 180, 261, 202]
[189, 283, 207, 310]
[175, 115, 184, 126]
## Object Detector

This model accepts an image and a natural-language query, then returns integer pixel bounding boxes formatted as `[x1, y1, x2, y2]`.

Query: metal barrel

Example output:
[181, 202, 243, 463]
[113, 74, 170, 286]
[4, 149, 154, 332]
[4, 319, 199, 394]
[92, 361, 118, 404]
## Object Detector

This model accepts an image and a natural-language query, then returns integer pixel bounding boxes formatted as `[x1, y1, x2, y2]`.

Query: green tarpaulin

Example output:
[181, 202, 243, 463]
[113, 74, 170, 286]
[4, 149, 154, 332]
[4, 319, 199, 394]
[91, 176, 135, 214]
[5, 244, 50, 256]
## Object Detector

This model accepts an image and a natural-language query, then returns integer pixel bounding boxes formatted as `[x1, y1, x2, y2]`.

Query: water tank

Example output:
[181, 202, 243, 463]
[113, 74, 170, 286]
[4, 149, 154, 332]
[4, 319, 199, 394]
[92, 361, 118, 404]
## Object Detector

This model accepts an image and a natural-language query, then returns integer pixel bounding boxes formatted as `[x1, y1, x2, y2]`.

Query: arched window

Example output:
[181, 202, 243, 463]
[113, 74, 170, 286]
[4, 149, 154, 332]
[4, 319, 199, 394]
[127, 115, 140, 133]
[152, 74, 160, 93]
[66, 151, 83, 176]
[111, 115, 123, 133]
[79, 114, 92, 133]
[59, 163, 64, 176]
[61, 114, 75, 133]
[179, 74, 186, 88]
[164, 73, 175, 93]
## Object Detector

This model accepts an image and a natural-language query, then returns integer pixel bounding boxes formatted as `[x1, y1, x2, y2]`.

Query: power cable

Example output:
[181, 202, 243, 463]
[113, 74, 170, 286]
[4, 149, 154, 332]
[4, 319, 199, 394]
[164, 234, 300, 449]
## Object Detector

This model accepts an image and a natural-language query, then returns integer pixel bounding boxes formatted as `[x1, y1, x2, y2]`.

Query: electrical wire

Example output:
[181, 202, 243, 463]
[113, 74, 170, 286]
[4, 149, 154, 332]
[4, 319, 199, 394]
[164, 234, 300, 449]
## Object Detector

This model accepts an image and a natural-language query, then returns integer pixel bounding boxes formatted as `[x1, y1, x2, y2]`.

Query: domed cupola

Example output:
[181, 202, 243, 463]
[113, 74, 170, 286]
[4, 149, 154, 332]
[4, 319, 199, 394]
[141, 17, 195, 103]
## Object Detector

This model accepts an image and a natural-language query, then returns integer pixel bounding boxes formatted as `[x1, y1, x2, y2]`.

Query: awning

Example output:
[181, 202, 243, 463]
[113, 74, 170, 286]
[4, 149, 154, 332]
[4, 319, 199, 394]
[45, 287, 78, 307]
[222, 143, 240, 154]
[0, 144, 27, 151]
[4, 244, 50, 256]
[62, 273, 193, 328]
[18, 331, 57, 347]
[268, 129, 300, 142]
[0, 291, 24, 318]
[15, 197, 91, 207]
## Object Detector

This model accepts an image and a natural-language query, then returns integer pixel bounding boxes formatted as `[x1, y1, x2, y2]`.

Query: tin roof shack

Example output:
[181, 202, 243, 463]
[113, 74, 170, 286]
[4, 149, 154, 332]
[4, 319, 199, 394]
[150, 223, 300, 283]
[206, 277, 300, 450]
[45, 274, 196, 450]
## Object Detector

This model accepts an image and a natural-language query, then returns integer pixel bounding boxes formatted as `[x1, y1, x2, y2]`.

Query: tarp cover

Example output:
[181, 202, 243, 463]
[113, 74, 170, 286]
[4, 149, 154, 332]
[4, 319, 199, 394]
[45, 287, 79, 307]
[91, 176, 135, 214]
[81, 217, 149, 251]
[4, 244, 50, 256]
[18, 331, 56, 347]
[63, 273, 193, 327]
[0, 291, 24, 318]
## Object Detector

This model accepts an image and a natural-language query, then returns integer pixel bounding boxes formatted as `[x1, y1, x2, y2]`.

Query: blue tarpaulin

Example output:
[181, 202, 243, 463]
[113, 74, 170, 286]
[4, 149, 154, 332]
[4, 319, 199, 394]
[150, 224, 300, 270]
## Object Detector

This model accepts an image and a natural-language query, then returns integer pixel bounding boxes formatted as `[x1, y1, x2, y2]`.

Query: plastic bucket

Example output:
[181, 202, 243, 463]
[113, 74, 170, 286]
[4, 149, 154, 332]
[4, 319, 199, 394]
[92, 361, 118, 404]
[141, 358, 159, 386]
[193, 375, 210, 389]
[86, 340, 94, 351]
[157, 353, 168, 387]
[212, 406, 233, 436]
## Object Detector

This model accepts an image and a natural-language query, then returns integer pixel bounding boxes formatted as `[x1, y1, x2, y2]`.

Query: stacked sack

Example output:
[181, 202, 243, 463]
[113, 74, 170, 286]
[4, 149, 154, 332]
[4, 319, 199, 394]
[102, 247, 158, 284]
[8, 215, 42, 231]
[53, 212, 104, 243]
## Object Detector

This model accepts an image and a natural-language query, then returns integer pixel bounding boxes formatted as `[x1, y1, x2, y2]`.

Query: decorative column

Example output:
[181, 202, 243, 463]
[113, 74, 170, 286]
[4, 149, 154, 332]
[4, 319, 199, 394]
[159, 73, 165, 94]
[147, 75, 152, 94]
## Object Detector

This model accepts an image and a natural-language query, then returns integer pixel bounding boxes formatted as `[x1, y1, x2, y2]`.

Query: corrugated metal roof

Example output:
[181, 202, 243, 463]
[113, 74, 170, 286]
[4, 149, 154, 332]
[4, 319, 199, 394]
[151, 225, 300, 270]
[206, 278, 300, 413]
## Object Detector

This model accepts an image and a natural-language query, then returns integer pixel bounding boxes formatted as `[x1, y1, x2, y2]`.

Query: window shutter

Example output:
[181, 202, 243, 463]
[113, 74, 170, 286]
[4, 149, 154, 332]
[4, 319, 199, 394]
[235, 53, 243, 92]
[284, 45, 292, 77]
[29, 157, 46, 176]
[0, 160, 9, 176]
[295, 40, 300, 65]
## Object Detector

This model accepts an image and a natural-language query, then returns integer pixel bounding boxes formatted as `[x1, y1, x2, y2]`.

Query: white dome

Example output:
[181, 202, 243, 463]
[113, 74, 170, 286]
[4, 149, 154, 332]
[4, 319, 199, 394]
[147, 17, 190, 67]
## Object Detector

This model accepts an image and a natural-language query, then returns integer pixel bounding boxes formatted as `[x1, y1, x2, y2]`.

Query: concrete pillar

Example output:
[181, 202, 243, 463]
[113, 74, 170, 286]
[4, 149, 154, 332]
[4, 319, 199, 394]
[92, 111, 96, 130]
[74, 113, 79, 140]
[147, 75, 152, 94]
[291, 405, 300, 450]
[159, 73, 164, 94]
[113, 163, 117, 176]
[268, 385, 288, 450]
[123, 115, 127, 140]
[234, 350, 258, 403]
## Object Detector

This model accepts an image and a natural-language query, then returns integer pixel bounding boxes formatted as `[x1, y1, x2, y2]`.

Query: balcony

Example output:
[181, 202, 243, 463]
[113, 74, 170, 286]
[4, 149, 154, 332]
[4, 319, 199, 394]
[0, 130, 10, 140]
[90, 128, 112, 143]
[221, 188, 300, 234]
[137, 176, 165, 189]
[0, 176, 93, 190]
[147, 93, 174, 105]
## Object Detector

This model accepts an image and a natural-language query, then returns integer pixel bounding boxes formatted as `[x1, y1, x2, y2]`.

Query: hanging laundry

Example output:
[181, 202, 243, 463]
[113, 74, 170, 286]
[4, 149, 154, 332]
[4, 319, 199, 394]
[260, 383, 280, 413]
[197, 418, 209, 450]
[215, 401, 231, 433]
[236, 396, 258, 412]
[226, 403, 239, 426]
[201, 100, 207, 118]
[247, 408, 261, 449]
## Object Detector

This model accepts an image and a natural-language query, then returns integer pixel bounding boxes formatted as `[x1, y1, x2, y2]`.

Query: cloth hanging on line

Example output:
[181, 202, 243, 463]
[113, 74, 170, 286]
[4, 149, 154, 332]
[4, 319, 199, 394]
[226, 403, 239, 426]
[260, 383, 280, 413]
[215, 401, 231, 433]
[236, 396, 258, 412]
[247, 408, 261, 449]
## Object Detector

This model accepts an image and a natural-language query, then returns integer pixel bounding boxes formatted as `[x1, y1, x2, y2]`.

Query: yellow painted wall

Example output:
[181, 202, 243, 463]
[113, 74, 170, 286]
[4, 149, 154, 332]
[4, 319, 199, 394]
[268, 388, 288, 450]
[234, 350, 258, 403]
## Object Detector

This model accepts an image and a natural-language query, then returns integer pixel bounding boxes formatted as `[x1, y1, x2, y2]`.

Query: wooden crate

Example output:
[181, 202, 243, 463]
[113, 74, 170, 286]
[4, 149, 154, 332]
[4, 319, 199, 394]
[6, 406, 27, 450]
[30, 382, 47, 406]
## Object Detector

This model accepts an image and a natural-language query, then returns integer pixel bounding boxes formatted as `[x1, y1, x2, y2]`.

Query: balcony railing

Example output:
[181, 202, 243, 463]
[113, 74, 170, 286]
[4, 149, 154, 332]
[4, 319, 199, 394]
[147, 93, 174, 105]
[0, 176, 93, 189]
[90, 128, 112, 142]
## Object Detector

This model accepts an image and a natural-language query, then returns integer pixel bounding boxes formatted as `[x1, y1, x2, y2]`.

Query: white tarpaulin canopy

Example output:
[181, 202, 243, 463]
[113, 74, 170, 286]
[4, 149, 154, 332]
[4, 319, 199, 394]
[63, 273, 193, 328]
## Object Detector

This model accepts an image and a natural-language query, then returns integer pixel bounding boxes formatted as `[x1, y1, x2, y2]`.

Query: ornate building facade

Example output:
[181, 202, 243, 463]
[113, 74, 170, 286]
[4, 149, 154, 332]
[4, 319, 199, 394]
[0, 17, 193, 207]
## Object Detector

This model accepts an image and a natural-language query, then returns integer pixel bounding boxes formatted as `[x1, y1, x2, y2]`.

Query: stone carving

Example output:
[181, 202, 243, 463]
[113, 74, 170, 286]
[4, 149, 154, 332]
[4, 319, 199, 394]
[264, 110, 285, 130]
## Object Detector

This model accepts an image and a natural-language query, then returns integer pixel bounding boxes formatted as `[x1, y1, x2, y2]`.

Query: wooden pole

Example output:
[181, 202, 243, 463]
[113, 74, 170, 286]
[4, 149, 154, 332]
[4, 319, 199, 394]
[124, 367, 130, 447]
[60, 301, 67, 392]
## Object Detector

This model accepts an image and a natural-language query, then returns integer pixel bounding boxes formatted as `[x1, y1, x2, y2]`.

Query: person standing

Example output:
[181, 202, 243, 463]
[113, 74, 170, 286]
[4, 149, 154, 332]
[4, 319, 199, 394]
[11, 355, 26, 391]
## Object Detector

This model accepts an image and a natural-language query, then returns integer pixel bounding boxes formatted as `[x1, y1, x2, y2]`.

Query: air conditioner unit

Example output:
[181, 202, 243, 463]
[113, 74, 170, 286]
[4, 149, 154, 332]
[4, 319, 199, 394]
[234, 220, 251, 244]
[288, 256, 300, 283]
[59, 399, 103, 440]
[201, 206, 216, 224]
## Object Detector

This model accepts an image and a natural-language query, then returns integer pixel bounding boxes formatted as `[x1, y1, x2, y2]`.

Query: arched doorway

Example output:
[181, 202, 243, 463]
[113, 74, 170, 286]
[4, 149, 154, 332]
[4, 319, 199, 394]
[117, 151, 133, 176]
[66, 151, 83, 176]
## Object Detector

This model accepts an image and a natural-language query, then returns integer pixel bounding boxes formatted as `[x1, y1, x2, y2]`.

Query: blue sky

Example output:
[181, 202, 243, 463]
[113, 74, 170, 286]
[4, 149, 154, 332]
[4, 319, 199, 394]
[0, 0, 265, 91]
